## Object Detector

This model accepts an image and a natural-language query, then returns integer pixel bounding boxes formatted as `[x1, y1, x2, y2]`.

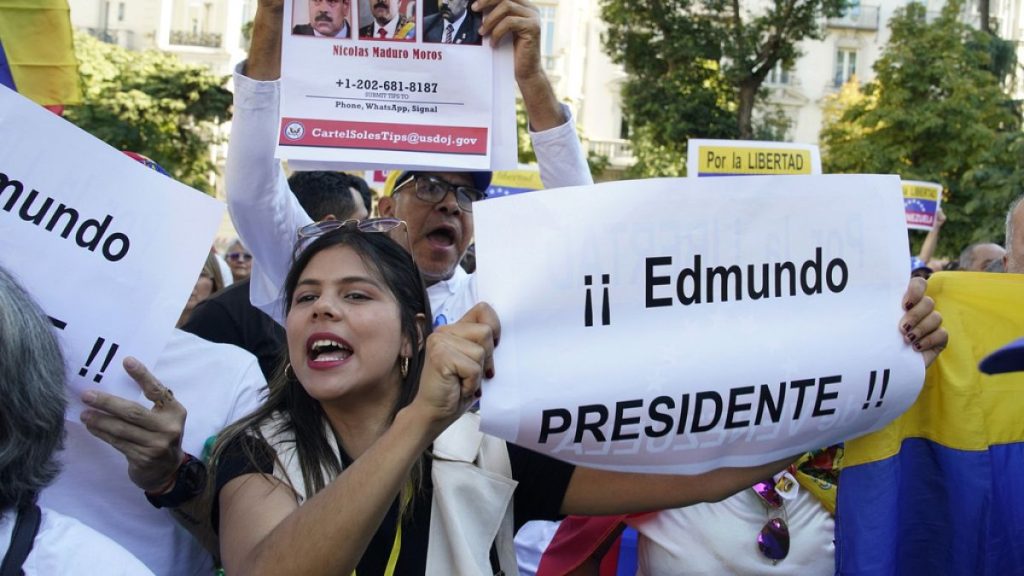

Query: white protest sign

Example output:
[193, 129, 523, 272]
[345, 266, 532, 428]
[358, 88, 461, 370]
[278, 0, 513, 170]
[475, 175, 923, 474]
[902, 180, 943, 231]
[687, 139, 822, 177]
[0, 87, 225, 414]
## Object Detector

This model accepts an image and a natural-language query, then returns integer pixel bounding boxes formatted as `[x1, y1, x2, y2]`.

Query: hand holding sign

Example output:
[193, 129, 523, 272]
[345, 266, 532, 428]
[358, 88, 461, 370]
[80, 357, 186, 493]
[900, 277, 947, 367]
[411, 302, 500, 435]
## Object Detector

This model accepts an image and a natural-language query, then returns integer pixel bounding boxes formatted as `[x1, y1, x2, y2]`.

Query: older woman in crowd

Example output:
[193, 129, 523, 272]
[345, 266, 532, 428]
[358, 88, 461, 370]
[0, 266, 152, 574]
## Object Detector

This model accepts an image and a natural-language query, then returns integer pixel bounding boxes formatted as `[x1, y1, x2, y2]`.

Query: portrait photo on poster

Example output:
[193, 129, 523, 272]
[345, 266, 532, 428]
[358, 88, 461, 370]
[292, 0, 354, 39]
[423, 0, 483, 45]
[358, 0, 417, 41]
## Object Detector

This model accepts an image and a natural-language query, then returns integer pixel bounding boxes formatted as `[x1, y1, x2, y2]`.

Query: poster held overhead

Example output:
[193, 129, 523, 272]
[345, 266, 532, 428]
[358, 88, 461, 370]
[278, 0, 515, 170]
[902, 180, 943, 231]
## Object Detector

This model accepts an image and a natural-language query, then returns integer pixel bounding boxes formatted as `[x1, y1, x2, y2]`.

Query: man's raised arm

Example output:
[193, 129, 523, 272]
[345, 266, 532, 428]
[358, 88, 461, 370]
[475, 0, 593, 190]
[226, 1, 313, 324]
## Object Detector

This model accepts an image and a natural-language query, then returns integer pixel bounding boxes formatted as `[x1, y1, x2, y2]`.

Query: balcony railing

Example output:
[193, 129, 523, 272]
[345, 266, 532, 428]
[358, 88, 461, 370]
[587, 138, 635, 167]
[169, 30, 223, 48]
[84, 27, 136, 49]
[827, 5, 880, 30]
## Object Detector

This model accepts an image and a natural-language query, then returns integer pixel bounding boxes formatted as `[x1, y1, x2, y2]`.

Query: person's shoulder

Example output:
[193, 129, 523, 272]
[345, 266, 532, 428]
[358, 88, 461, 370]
[33, 508, 155, 575]
[423, 13, 441, 28]
[292, 23, 314, 35]
[359, 23, 374, 36]
[160, 329, 263, 383]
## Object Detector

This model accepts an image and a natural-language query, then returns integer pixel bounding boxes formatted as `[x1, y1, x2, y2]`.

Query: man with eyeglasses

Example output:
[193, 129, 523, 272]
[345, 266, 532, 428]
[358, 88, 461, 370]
[293, 0, 352, 38]
[230, 0, 591, 330]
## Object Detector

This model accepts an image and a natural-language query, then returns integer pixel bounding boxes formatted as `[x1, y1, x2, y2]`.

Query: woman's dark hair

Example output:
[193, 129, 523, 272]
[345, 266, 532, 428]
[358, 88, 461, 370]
[210, 226, 432, 512]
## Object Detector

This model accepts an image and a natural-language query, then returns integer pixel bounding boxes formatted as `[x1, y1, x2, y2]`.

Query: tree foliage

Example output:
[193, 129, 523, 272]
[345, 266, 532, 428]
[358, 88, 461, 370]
[601, 0, 847, 176]
[820, 0, 1021, 254]
[65, 33, 232, 194]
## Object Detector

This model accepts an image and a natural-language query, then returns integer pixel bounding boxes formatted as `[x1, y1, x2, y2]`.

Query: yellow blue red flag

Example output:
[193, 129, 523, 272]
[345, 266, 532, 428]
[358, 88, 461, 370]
[0, 0, 80, 106]
[836, 272, 1024, 574]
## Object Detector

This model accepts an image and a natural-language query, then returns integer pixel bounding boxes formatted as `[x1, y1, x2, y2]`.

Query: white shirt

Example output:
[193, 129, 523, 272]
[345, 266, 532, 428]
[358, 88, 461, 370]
[41, 330, 265, 575]
[225, 64, 594, 327]
[0, 507, 153, 575]
[627, 487, 835, 575]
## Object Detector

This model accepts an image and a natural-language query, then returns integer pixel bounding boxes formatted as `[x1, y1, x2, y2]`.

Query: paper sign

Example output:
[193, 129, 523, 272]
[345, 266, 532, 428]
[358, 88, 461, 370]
[687, 139, 822, 177]
[902, 180, 942, 231]
[0, 87, 225, 413]
[485, 167, 543, 198]
[278, 0, 507, 170]
[475, 175, 923, 474]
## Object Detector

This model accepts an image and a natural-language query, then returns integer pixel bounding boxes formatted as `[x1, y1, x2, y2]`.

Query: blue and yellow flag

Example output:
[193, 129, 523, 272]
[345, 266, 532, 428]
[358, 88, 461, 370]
[0, 0, 80, 106]
[836, 272, 1024, 575]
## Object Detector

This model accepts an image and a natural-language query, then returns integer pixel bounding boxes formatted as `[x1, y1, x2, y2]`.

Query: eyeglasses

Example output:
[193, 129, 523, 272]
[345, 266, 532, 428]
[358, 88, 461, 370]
[752, 479, 790, 563]
[393, 174, 484, 213]
[227, 252, 253, 263]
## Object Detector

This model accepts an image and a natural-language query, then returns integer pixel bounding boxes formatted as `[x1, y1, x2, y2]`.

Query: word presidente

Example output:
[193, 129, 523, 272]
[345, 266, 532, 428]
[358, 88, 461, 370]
[646, 247, 849, 307]
[539, 375, 842, 444]
[1, 170, 131, 262]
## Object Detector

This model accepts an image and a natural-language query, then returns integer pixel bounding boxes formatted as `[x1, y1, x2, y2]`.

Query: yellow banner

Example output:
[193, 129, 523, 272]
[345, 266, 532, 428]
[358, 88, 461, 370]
[696, 146, 813, 175]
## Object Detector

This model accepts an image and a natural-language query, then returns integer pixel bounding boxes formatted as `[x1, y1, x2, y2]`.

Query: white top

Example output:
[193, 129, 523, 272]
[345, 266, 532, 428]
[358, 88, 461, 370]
[627, 487, 835, 575]
[225, 64, 594, 327]
[41, 329, 265, 576]
[0, 506, 153, 575]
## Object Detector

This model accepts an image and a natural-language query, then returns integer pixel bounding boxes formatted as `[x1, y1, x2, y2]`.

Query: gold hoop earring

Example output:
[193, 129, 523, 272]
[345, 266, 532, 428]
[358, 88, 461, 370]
[400, 356, 409, 378]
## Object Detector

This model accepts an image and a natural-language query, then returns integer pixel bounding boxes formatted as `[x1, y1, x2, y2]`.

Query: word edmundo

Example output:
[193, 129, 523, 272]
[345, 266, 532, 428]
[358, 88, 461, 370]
[1, 170, 131, 262]
[646, 247, 849, 307]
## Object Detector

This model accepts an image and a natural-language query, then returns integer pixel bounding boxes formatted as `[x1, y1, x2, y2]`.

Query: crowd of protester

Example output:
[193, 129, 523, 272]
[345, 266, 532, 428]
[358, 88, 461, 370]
[5, 0, 1024, 574]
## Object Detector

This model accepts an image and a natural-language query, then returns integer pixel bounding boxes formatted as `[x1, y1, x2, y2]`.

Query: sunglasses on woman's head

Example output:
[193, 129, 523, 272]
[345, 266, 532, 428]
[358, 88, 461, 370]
[294, 218, 411, 259]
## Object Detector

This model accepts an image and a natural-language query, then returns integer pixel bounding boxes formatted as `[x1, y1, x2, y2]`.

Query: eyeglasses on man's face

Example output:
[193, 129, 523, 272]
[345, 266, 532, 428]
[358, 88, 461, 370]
[393, 174, 485, 213]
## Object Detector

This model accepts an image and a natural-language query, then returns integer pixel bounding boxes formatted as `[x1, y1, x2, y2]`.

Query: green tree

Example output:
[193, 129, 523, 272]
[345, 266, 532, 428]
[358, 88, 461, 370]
[601, 0, 847, 176]
[65, 32, 232, 194]
[820, 0, 1021, 254]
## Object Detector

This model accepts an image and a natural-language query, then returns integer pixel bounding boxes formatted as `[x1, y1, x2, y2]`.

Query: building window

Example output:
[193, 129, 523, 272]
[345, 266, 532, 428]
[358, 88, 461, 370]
[766, 61, 790, 85]
[834, 48, 858, 87]
[117, 2, 125, 21]
[538, 5, 556, 70]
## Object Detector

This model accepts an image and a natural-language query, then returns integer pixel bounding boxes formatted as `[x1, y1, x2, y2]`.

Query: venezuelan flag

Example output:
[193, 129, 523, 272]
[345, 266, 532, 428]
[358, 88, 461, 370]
[836, 272, 1024, 575]
[0, 0, 80, 106]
